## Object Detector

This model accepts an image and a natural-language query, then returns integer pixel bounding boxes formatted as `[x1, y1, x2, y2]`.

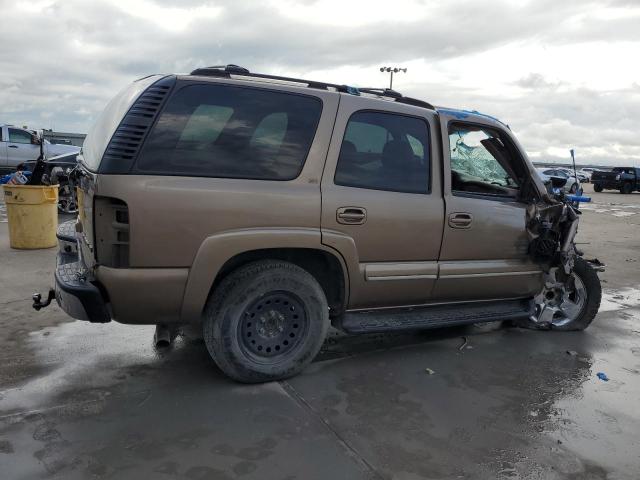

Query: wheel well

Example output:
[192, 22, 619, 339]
[212, 248, 347, 317]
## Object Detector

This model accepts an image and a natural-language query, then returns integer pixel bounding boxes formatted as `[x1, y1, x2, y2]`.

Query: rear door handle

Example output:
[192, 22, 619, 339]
[448, 212, 473, 229]
[337, 207, 367, 225]
[8, 145, 18, 148]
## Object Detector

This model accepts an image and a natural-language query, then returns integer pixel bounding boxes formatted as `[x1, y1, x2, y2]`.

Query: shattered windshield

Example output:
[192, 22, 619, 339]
[449, 127, 515, 187]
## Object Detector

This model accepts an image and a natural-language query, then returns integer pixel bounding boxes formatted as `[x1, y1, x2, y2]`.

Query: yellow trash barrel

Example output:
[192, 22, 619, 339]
[2, 184, 59, 249]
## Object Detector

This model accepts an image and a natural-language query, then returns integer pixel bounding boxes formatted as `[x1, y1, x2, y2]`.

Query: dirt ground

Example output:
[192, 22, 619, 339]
[1, 184, 639, 479]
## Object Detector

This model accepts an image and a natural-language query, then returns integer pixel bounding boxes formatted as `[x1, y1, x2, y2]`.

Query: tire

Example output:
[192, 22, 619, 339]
[593, 184, 603, 192]
[569, 183, 577, 194]
[203, 260, 329, 383]
[551, 257, 601, 331]
[621, 182, 632, 194]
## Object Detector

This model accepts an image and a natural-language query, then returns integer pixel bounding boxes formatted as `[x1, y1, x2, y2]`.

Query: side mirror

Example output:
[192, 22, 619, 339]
[549, 176, 567, 189]
[31, 134, 41, 145]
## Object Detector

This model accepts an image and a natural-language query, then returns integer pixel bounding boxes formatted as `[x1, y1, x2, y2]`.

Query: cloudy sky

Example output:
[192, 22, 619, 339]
[1, 0, 639, 166]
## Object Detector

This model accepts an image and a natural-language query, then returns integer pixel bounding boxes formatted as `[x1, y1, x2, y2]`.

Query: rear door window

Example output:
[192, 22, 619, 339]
[334, 111, 430, 194]
[136, 84, 323, 180]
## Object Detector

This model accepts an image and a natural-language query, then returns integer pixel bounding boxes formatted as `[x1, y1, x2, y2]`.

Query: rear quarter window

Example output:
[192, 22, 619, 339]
[135, 84, 323, 180]
[81, 75, 164, 171]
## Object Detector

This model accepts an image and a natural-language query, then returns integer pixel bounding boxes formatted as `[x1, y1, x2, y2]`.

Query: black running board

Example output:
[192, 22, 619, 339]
[335, 299, 534, 334]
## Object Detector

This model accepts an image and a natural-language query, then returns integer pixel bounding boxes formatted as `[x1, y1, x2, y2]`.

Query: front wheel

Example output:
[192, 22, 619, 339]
[593, 184, 603, 192]
[518, 257, 601, 331]
[621, 182, 633, 194]
[203, 260, 329, 383]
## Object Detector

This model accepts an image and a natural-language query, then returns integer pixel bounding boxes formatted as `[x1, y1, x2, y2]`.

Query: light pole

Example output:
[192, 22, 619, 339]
[379, 66, 407, 89]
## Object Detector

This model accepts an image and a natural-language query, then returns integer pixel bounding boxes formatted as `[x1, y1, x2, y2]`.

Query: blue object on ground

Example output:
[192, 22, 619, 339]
[596, 372, 609, 381]
[567, 195, 591, 203]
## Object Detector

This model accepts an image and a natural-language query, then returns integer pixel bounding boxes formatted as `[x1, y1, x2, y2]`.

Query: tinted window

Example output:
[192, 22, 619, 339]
[136, 84, 322, 180]
[8, 128, 32, 144]
[449, 123, 520, 196]
[334, 111, 430, 194]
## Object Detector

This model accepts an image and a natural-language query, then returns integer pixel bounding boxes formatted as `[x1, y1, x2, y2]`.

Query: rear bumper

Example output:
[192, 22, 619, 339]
[54, 222, 110, 323]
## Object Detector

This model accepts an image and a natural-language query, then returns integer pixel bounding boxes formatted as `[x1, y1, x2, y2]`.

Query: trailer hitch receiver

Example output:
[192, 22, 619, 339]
[33, 289, 56, 311]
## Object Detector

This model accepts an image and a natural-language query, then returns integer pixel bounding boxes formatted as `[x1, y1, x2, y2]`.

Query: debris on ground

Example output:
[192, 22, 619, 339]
[566, 350, 578, 356]
[425, 368, 435, 375]
[458, 337, 468, 351]
[596, 372, 609, 382]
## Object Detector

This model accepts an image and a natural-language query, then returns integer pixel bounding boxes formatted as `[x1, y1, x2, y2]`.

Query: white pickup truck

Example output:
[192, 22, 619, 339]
[0, 125, 81, 174]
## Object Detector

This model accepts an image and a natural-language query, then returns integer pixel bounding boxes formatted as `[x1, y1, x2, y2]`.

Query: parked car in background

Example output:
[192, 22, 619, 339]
[554, 167, 588, 183]
[537, 168, 579, 193]
[0, 124, 80, 175]
[592, 167, 640, 194]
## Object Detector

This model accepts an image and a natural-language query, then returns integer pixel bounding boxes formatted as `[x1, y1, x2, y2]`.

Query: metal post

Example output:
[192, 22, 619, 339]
[570, 149, 581, 196]
[380, 66, 407, 90]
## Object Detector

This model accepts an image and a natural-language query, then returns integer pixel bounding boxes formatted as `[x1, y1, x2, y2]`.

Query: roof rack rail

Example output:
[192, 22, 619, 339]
[359, 87, 435, 110]
[189, 65, 435, 110]
[190, 64, 351, 93]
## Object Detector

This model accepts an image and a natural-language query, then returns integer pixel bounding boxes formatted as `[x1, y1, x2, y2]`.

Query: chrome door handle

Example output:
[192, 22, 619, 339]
[448, 212, 473, 229]
[337, 207, 367, 225]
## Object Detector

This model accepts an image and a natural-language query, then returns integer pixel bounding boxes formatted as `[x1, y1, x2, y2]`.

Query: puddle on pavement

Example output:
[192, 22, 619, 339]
[599, 287, 640, 312]
[538, 307, 640, 475]
[3, 285, 640, 421]
[0, 321, 191, 414]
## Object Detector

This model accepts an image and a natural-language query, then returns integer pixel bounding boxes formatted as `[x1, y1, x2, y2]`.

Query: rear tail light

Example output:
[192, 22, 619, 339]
[94, 197, 130, 268]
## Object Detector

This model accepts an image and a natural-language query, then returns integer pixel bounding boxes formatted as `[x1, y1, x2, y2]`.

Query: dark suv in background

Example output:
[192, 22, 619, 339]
[592, 167, 640, 194]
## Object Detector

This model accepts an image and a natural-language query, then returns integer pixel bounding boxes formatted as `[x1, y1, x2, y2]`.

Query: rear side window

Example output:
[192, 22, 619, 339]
[136, 84, 322, 180]
[334, 111, 430, 194]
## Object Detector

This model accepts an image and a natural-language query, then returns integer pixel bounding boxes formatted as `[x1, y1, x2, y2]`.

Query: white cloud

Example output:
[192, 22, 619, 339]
[0, 0, 639, 166]
[102, 0, 222, 32]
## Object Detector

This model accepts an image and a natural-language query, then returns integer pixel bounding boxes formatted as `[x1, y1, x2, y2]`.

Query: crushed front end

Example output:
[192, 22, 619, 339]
[525, 185, 604, 328]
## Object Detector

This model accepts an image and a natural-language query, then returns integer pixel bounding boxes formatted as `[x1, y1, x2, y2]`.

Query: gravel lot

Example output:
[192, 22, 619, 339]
[1, 184, 639, 479]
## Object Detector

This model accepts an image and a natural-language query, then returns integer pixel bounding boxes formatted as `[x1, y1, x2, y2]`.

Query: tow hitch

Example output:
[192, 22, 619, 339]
[32, 289, 56, 311]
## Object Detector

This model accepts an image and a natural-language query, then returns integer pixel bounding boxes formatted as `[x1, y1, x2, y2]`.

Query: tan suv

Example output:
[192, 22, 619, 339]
[35, 65, 602, 383]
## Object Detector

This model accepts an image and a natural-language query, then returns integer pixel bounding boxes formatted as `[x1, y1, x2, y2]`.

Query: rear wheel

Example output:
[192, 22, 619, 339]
[203, 260, 329, 383]
[593, 184, 603, 192]
[621, 182, 633, 194]
[569, 183, 578, 194]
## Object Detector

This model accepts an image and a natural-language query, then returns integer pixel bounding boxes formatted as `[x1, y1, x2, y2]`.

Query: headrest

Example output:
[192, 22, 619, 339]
[382, 140, 414, 167]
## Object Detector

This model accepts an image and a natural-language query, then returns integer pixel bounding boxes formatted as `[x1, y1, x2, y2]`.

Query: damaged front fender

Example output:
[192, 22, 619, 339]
[524, 190, 603, 329]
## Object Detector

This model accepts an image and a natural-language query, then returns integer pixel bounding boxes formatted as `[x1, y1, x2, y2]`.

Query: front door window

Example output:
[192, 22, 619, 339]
[449, 124, 520, 197]
[8, 128, 33, 144]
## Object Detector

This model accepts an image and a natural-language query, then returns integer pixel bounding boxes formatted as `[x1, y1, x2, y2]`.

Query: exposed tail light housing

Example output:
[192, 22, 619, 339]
[94, 197, 130, 268]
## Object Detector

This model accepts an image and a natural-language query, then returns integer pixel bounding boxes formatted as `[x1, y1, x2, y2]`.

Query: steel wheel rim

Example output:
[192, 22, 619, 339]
[238, 291, 309, 361]
[551, 274, 587, 327]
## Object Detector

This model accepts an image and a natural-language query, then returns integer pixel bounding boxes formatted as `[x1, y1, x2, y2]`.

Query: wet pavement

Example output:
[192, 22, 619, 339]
[1, 185, 639, 479]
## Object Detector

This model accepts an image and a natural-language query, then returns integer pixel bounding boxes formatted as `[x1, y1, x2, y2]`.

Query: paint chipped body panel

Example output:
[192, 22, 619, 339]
[45, 70, 597, 334]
